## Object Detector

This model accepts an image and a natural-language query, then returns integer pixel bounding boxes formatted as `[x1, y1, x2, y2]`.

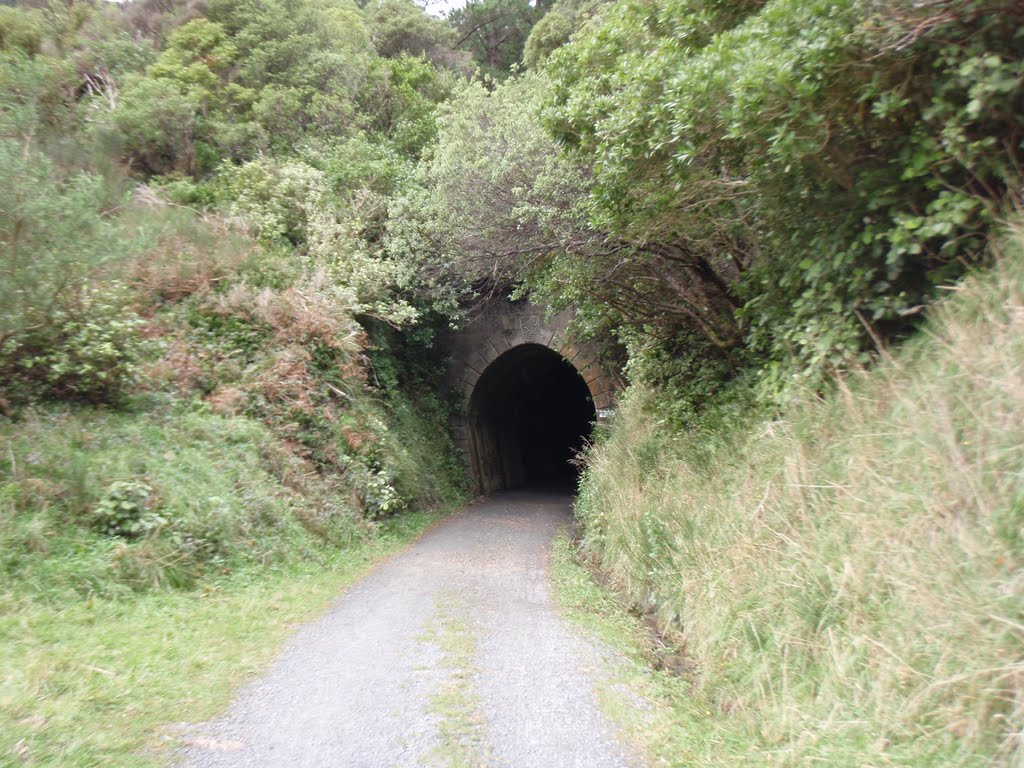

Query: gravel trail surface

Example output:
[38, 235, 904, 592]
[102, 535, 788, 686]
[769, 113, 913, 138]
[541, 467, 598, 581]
[177, 491, 639, 768]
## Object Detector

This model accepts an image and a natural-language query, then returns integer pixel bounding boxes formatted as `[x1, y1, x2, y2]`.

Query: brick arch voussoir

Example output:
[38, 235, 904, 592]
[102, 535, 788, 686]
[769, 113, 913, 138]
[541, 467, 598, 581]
[452, 328, 618, 414]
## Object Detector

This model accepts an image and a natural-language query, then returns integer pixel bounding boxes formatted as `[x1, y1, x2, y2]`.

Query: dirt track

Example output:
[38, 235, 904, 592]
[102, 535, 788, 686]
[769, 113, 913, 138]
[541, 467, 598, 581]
[177, 491, 638, 768]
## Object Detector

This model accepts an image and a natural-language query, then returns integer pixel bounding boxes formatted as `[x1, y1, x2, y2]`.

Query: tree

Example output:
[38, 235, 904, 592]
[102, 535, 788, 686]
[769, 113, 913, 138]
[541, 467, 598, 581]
[389, 73, 742, 348]
[0, 6, 44, 56]
[363, 0, 468, 71]
[521, 0, 611, 69]
[543, 0, 1024, 382]
[448, 0, 540, 76]
[116, 18, 255, 175]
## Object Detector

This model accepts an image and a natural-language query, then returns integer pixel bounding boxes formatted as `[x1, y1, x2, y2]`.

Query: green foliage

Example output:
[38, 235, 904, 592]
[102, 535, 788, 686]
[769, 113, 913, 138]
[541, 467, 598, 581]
[72, 25, 156, 81]
[358, 53, 453, 158]
[0, 6, 44, 56]
[0, 17, 473, 767]
[346, 458, 407, 518]
[116, 18, 257, 175]
[13, 288, 147, 404]
[205, 0, 373, 141]
[448, 0, 541, 77]
[0, 404, 374, 597]
[0, 50, 74, 143]
[573, 223, 1024, 764]
[116, 75, 205, 175]
[0, 141, 146, 406]
[219, 155, 419, 325]
[522, 0, 611, 68]
[113, 0, 460, 176]
[543, 0, 1023, 393]
[91, 480, 164, 538]
[364, 0, 465, 70]
[221, 157, 330, 244]
[302, 133, 410, 197]
[388, 72, 598, 318]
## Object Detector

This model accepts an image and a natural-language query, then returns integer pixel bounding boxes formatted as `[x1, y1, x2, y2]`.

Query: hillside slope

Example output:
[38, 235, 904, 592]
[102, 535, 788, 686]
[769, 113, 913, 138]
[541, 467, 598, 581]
[574, 222, 1024, 766]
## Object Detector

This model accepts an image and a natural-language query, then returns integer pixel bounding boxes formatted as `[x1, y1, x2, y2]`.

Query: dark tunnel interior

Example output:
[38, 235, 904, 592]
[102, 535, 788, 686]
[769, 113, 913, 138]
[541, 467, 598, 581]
[468, 344, 596, 493]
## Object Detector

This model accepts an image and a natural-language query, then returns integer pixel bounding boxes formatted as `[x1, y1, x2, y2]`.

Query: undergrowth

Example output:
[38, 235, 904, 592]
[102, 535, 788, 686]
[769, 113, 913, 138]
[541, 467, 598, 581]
[0, 192, 466, 766]
[0, 404, 365, 600]
[574, 222, 1024, 766]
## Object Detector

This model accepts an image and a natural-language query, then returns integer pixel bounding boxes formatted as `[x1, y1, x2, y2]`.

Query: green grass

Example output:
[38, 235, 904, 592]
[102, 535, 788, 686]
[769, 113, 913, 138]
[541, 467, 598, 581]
[420, 593, 489, 768]
[571, 223, 1024, 766]
[549, 530, 725, 768]
[0, 512, 436, 767]
[0, 404, 369, 599]
[0, 399, 453, 767]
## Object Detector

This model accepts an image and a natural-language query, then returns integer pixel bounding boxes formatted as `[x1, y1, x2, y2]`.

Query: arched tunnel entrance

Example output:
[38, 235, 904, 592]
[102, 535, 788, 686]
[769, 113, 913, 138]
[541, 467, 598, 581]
[468, 344, 596, 493]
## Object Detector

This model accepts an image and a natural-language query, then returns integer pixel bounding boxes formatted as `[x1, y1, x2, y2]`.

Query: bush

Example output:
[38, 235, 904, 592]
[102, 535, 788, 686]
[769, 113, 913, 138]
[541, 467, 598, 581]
[0, 7, 44, 56]
[0, 141, 147, 407]
[541, 0, 1024, 394]
[91, 480, 164, 538]
[10, 288, 147, 403]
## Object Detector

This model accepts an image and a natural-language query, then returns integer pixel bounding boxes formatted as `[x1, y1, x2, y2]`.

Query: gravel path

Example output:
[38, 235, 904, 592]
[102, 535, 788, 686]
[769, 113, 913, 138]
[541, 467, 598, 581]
[176, 491, 639, 768]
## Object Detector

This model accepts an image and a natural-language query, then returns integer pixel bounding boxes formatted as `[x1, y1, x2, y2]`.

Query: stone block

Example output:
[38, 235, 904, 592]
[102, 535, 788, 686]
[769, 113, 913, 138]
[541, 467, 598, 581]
[504, 332, 527, 350]
[485, 336, 504, 362]
[580, 363, 605, 385]
[463, 350, 490, 375]
[559, 342, 580, 362]
[458, 367, 480, 389]
[490, 332, 512, 354]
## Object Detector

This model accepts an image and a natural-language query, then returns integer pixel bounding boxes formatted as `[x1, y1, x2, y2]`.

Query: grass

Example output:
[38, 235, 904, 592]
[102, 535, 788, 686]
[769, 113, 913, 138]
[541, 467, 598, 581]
[0, 510, 438, 767]
[0, 397, 455, 767]
[549, 531, 722, 768]
[420, 593, 489, 768]
[572, 222, 1024, 766]
[0, 404, 369, 599]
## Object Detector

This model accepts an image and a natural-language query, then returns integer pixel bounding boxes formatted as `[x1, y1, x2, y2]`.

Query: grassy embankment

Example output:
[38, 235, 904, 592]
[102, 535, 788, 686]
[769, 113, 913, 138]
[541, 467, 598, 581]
[560, 223, 1024, 766]
[0, 402, 454, 767]
[0, 202, 467, 765]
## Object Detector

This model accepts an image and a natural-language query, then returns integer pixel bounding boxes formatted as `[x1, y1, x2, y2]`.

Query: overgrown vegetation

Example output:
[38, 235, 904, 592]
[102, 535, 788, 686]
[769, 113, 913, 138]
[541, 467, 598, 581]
[1, 2, 475, 762]
[573, 222, 1024, 766]
[1, 0, 1021, 763]
[400, 0, 1023, 399]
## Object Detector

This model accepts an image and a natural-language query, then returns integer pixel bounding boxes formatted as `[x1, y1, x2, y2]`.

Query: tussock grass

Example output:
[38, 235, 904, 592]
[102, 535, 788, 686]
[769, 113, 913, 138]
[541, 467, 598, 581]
[575, 223, 1024, 766]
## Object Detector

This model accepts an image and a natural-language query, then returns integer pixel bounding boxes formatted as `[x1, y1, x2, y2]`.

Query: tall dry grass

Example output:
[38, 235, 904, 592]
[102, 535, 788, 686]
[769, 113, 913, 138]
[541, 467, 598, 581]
[577, 224, 1024, 765]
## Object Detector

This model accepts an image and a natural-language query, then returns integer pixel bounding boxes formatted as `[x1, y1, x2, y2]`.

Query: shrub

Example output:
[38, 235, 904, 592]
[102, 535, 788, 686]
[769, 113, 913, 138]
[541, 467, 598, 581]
[91, 480, 164, 538]
[0, 142, 147, 406]
[13, 288, 147, 403]
[125, 202, 256, 304]
[0, 7, 44, 56]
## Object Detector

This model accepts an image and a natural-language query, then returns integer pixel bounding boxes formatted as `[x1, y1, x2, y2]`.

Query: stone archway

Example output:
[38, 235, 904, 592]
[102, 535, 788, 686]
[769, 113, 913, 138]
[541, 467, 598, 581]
[445, 298, 619, 494]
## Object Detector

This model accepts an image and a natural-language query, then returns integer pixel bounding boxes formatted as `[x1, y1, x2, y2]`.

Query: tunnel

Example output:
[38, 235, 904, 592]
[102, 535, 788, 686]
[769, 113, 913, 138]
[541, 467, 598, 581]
[467, 344, 596, 493]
